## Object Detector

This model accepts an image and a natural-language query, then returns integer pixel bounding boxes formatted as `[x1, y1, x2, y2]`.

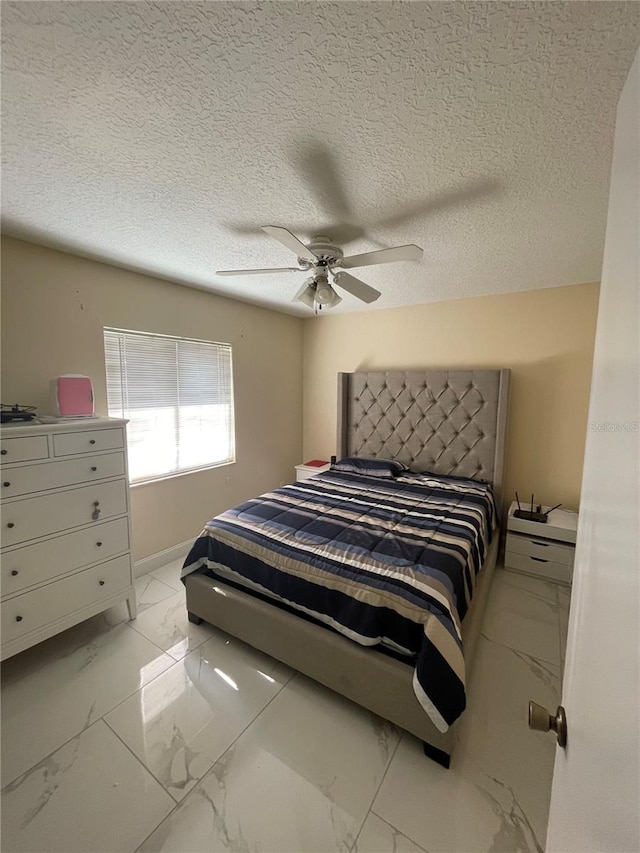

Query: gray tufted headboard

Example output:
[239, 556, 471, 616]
[337, 369, 510, 509]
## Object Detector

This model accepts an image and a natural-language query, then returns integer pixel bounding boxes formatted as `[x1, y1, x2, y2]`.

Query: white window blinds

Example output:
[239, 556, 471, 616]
[104, 328, 235, 483]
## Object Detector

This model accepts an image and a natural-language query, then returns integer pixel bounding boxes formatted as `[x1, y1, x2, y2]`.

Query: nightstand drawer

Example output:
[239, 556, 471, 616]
[52, 428, 124, 457]
[2, 518, 130, 597]
[0, 435, 49, 465]
[0, 452, 126, 498]
[1, 555, 131, 645]
[504, 550, 572, 584]
[506, 533, 574, 567]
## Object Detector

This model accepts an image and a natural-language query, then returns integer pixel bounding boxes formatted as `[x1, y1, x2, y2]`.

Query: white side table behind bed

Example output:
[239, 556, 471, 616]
[505, 501, 578, 585]
[295, 461, 331, 482]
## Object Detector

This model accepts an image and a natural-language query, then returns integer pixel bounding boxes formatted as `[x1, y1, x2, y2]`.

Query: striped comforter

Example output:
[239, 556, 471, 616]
[182, 470, 496, 731]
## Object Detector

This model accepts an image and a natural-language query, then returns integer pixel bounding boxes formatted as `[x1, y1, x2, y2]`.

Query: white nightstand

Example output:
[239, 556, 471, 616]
[504, 501, 578, 586]
[295, 461, 331, 482]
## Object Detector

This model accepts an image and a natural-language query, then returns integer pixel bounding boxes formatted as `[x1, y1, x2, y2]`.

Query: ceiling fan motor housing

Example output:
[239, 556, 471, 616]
[299, 237, 344, 269]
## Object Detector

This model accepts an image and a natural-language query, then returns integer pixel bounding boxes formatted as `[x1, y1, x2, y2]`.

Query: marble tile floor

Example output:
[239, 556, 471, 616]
[1, 561, 571, 853]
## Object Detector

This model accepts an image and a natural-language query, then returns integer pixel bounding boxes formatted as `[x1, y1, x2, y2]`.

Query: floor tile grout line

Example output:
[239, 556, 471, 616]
[101, 619, 245, 726]
[132, 668, 298, 853]
[102, 716, 183, 813]
[148, 562, 185, 579]
[3, 635, 294, 843]
[1, 565, 268, 795]
[1, 623, 180, 791]
[349, 727, 403, 852]
[3, 586, 278, 794]
[369, 808, 432, 853]
[136, 572, 177, 595]
[1, 715, 109, 795]
[0, 655, 177, 794]
[122, 618, 177, 660]
[125, 590, 203, 651]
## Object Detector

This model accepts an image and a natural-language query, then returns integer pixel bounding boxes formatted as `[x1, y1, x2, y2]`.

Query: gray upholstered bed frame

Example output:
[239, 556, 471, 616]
[185, 368, 510, 767]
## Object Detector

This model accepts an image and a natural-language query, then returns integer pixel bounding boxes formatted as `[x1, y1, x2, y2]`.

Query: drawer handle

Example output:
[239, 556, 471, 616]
[531, 541, 549, 547]
[15, 615, 23, 622]
[92, 501, 101, 521]
[11, 569, 19, 576]
[3, 482, 10, 488]
[1, 449, 7, 455]
[7, 522, 15, 529]
[96, 541, 103, 547]
[99, 580, 105, 586]
[89, 439, 96, 445]
[91, 466, 98, 472]
[530, 556, 549, 563]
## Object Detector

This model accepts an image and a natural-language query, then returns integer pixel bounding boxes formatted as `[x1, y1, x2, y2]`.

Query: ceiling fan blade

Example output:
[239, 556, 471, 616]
[332, 272, 381, 304]
[337, 244, 423, 270]
[217, 267, 301, 277]
[261, 226, 317, 263]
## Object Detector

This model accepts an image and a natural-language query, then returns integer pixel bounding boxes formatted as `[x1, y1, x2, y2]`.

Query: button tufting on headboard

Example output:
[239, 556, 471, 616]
[337, 369, 511, 508]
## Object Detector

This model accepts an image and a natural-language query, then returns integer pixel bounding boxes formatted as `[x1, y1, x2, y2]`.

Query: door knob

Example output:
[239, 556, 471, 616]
[528, 701, 567, 748]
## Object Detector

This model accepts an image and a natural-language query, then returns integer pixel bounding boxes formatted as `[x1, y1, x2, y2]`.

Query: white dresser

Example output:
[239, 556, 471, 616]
[1, 418, 136, 660]
[505, 501, 578, 585]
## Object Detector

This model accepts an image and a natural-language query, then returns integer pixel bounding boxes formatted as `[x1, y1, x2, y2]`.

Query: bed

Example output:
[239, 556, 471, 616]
[182, 369, 510, 767]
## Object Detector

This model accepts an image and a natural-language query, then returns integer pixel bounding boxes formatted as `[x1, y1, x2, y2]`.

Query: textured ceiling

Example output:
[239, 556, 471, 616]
[2, 2, 639, 316]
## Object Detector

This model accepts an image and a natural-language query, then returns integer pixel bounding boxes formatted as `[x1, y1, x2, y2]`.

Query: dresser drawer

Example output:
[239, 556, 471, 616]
[1, 452, 126, 499]
[1, 479, 128, 548]
[504, 550, 572, 585]
[2, 518, 130, 597]
[506, 533, 575, 567]
[0, 435, 49, 464]
[52, 428, 124, 457]
[1, 555, 132, 645]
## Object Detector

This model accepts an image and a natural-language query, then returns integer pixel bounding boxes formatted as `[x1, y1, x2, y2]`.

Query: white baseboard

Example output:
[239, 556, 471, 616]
[134, 539, 193, 577]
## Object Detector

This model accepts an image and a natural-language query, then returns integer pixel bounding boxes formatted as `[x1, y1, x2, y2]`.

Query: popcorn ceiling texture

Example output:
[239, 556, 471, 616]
[2, 1, 638, 315]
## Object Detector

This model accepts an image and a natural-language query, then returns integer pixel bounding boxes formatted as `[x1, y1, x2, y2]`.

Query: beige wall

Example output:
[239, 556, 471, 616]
[1, 234, 599, 558]
[1, 236, 303, 560]
[302, 283, 600, 514]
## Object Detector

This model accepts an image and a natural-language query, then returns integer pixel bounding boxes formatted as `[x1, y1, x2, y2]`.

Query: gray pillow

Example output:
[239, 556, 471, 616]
[331, 456, 408, 478]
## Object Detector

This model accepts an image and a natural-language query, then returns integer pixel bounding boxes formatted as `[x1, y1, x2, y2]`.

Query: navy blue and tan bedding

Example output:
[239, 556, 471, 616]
[182, 469, 496, 732]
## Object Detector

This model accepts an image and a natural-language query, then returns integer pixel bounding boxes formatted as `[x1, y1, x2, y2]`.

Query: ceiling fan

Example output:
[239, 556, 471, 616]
[217, 225, 423, 310]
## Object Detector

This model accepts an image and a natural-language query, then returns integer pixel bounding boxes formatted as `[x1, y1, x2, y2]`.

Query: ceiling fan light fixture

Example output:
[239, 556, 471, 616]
[317, 284, 341, 307]
[293, 280, 316, 308]
[313, 275, 340, 306]
[313, 274, 334, 305]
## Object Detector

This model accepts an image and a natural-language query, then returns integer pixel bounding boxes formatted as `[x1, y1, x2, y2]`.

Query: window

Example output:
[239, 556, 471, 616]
[104, 328, 235, 484]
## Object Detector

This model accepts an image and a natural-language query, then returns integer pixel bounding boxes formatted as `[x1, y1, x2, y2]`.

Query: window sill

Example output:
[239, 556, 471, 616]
[130, 459, 236, 488]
